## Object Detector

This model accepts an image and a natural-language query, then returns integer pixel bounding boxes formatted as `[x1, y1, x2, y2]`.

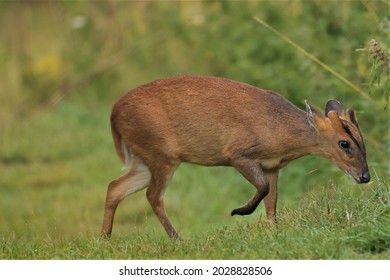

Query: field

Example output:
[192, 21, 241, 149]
[0, 1, 389, 259]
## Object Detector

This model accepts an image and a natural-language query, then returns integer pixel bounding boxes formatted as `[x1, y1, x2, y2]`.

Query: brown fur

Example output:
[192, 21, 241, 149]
[101, 76, 370, 240]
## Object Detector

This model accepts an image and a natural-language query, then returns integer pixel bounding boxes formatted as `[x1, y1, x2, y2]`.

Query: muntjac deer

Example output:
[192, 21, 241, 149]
[101, 76, 370, 240]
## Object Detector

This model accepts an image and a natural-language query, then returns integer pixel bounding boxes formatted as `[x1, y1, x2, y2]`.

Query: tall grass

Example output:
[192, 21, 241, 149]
[1, 174, 388, 259]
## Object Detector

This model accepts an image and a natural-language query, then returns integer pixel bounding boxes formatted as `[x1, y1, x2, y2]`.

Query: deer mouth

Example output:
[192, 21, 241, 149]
[358, 172, 371, 184]
[345, 170, 370, 184]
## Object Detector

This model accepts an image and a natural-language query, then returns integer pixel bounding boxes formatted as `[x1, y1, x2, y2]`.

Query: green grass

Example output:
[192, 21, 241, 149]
[1, 180, 388, 259]
[0, 101, 389, 260]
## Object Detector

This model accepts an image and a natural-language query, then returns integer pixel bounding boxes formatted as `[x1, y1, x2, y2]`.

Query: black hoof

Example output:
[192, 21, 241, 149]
[231, 206, 254, 216]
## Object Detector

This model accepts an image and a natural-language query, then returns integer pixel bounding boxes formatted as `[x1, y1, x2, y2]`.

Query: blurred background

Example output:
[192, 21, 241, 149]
[0, 1, 388, 241]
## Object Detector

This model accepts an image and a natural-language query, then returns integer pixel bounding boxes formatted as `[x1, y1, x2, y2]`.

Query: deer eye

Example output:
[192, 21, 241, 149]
[339, 140, 350, 150]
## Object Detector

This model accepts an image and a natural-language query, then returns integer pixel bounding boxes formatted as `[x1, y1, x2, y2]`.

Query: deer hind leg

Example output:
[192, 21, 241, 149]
[101, 155, 151, 238]
[146, 162, 180, 240]
[230, 158, 269, 216]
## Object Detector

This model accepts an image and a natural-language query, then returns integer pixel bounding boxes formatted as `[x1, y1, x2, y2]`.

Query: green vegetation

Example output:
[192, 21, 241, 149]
[0, 1, 389, 259]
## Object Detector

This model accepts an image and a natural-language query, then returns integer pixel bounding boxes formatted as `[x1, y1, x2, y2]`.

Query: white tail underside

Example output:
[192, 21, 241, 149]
[121, 138, 131, 170]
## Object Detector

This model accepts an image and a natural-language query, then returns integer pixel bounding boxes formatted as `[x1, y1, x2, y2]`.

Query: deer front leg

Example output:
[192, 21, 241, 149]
[230, 158, 269, 216]
[263, 170, 279, 222]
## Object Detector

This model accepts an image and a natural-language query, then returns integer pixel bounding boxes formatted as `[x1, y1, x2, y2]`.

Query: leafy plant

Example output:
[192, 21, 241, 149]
[367, 39, 390, 107]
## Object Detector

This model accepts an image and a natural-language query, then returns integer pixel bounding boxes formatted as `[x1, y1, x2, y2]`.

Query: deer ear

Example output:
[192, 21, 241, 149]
[305, 100, 324, 131]
[325, 100, 344, 117]
[346, 108, 360, 129]
[327, 110, 345, 134]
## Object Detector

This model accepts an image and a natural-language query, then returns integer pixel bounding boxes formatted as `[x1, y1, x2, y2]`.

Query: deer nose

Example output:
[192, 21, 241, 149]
[360, 172, 371, 184]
